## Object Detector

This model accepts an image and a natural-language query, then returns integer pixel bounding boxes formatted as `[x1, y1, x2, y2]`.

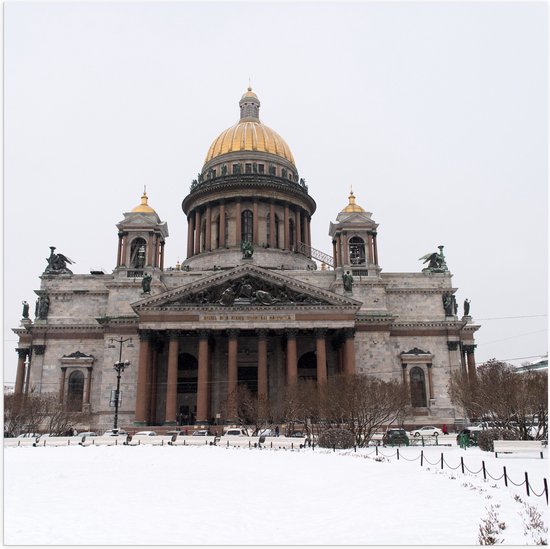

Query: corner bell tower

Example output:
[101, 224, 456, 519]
[115, 190, 169, 274]
[329, 190, 381, 277]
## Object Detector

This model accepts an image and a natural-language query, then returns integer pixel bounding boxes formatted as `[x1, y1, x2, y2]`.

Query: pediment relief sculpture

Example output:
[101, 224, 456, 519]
[169, 275, 324, 307]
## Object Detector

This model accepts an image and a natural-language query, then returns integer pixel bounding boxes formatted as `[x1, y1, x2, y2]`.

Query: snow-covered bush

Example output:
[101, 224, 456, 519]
[477, 429, 519, 452]
[318, 428, 354, 449]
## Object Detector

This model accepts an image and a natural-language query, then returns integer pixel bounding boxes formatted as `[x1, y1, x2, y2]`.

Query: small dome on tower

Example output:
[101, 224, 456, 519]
[341, 190, 365, 213]
[131, 190, 156, 214]
[240, 86, 259, 101]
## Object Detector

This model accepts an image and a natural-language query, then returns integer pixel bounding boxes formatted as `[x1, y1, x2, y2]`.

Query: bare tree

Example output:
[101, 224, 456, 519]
[4, 391, 49, 437]
[448, 359, 548, 440]
[221, 385, 273, 435]
[321, 374, 409, 447]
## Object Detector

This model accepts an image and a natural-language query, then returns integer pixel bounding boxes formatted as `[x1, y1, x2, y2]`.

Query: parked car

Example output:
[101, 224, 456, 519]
[191, 430, 210, 436]
[222, 428, 248, 437]
[410, 426, 443, 437]
[103, 429, 128, 436]
[134, 431, 157, 436]
[254, 428, 275, 437]
[289, 431, 304, 438]
[383, 428, 409, 446]
[77, 431, 97, 438]
[17, 433, 40, 438]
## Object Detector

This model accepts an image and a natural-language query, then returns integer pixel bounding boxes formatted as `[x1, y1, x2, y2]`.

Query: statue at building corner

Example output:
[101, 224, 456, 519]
[464, 298, 471, 316]
[44, 246, 74, 275]
[419, 245, 448, 273]
[22, 300, 29, 319]
[342, 270, 354, 292]
[141, 273, 152, 294]
[36, 293, 50, 320]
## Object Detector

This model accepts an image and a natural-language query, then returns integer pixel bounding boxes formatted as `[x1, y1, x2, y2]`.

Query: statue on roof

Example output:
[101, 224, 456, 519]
[141, 273, 152, 294]
[419, 245, 448, 273]
[241, 240, 254, 259]
[45, 247, 74, 275]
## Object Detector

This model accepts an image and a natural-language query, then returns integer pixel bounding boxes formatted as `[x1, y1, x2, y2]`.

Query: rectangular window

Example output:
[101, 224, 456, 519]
[258, 164, 265, 174]
[245, 163, 252, 174]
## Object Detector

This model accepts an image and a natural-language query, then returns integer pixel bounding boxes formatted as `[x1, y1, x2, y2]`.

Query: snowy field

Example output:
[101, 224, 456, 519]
[4, 443, 548, 545]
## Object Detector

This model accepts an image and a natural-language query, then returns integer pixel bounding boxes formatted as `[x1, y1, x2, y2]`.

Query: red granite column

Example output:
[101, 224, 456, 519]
[14, 349, 27, 396]
[165, 334, 179, 425]
[343, 329, 356, 375]
[257, 330, 268, 397]
[304, 215, 311, 250]
[120, 233, 128, 267]
[196, 331, 210, 422]
[205, 206, 212, 252]
[269, 202, 276, 248]
[187, 214, 195, 258]
[286, 330, 298, 385]
[59, 367, 67, 404]
[135, 332, 151, 424]
[235, 202, 242, 247]
[194, 210, 201, 255]
[159, 241, 165, 270]
[296, 209, 302, 248]
[284, 204, 290, 251]
[147, 232, 154, 266]
[219, 202, 226, 248]
[332, 240, 338, 268]
[315, 329, 327, 385]
[116, 232, 123, 267]
[367, 234, 374, 264]
[342, 233, 350, 265]
[227, 329, 238, 416]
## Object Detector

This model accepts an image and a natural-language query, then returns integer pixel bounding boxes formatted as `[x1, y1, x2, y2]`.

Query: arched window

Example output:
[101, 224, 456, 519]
[298, 351, 317, 381]
[67, 370, 84, 411]
[289, 219, 295, 250]
[349, 236, 366, 265]
[130, 238, 147, 269]
[241, 210, 253, 244]
[410, 367, 427, 407]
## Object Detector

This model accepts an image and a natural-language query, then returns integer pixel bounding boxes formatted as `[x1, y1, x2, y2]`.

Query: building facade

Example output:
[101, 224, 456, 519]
[13, 88, 480, 430]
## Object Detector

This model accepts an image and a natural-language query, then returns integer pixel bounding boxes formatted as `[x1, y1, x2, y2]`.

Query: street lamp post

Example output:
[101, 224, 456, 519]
[109, 337, 133, 430]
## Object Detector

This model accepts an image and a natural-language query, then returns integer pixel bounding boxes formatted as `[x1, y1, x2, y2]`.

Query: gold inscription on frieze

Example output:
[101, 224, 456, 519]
[201, 314, 293, 322]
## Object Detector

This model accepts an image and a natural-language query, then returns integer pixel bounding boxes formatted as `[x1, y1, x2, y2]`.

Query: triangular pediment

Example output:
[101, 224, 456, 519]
[132, 264, 361, 311]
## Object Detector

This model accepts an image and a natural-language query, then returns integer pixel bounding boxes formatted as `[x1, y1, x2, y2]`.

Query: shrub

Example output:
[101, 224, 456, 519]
[477, 428, 519, 452]
[318, 428, 355, 449]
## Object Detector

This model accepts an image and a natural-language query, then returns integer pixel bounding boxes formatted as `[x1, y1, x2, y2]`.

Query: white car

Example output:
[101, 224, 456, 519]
[134, 431, 157, 436]
[410, 426, 443, 437]
[77, 431, 98, 437]
[191, 430, 210, 436]
[102, 429, 128, 436]
[222, 428, 248, 437]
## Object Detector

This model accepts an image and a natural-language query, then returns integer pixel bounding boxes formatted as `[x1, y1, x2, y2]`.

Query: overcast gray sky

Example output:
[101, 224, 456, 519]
[4, 1, 548, 385]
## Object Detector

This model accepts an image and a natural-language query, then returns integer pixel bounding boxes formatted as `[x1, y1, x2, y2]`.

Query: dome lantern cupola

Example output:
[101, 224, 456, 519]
[239, 87, 260, 120]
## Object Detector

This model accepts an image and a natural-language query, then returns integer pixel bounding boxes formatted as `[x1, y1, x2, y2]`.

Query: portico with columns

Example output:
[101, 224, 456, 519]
[131, 264, 360, 426]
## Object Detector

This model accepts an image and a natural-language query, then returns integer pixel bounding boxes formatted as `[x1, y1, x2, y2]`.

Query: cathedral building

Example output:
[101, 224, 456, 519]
[13, 88, 480, 431]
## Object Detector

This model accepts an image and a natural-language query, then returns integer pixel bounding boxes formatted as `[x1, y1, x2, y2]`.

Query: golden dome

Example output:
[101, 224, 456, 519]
[205, 121, 295, 165]
[342, 190, 365, 213]
[131, 190, 156, 214]
[204, 87, 295, 166]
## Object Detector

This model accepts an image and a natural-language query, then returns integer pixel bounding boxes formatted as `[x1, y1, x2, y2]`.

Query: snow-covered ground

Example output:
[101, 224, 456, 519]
[4, 443, 548, 545]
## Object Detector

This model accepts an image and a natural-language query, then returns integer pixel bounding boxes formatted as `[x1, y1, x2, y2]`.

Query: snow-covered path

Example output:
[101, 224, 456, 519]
[4, 444, 548, 545]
